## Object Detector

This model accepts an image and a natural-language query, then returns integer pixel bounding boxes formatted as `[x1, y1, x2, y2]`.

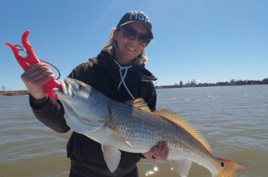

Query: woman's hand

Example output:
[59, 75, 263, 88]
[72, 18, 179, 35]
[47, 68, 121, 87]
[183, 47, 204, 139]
[21, 63, 55, 100]
[143, 141, 169, 162]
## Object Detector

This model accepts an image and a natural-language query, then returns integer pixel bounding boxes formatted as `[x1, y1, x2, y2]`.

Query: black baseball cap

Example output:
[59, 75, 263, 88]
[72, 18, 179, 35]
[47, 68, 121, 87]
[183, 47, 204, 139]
[116, 10, 153, 39]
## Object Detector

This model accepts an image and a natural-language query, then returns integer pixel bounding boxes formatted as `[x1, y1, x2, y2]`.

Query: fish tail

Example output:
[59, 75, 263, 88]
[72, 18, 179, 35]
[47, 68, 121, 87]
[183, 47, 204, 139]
[217, 157, 246, 177]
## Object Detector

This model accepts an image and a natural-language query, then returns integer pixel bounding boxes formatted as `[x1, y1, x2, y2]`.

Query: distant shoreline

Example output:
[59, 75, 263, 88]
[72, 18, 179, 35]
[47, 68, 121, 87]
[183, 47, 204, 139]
[0, 82, 267, 95]
[0, 91, 29, 97]
[156, 83, 268, 89]
[156, 78, 268, 89]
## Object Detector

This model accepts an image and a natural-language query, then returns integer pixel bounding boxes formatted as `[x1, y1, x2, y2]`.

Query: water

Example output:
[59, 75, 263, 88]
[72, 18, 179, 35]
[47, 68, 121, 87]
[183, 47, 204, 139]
[0, 85, 267, 177]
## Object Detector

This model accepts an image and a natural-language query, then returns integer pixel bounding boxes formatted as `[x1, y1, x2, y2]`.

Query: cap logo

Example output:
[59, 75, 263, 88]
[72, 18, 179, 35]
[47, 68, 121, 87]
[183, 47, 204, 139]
[129, 12, 150, 25]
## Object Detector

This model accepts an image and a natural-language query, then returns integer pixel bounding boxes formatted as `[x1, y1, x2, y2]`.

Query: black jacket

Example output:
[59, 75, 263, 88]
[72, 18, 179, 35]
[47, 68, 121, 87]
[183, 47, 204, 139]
[30, 51, 157, 177]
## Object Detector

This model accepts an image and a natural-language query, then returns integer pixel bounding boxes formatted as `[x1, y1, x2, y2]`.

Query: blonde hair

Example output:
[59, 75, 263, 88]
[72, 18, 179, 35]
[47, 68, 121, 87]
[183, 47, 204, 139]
[101, 27, 148, 65]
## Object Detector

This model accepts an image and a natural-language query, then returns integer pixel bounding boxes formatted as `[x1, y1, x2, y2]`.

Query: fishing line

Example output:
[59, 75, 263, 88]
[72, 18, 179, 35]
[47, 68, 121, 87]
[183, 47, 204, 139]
[15, 44, 61, 80]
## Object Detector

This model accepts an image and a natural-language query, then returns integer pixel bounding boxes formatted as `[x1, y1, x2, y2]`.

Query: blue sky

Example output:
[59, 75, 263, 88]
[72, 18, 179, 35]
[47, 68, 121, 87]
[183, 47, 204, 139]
[1, 0, 267, 90]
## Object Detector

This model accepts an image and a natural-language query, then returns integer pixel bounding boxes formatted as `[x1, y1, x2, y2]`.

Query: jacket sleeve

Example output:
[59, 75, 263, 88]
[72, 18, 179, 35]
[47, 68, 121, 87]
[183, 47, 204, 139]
[30, 95, 70, 133]
[29, 64, 84, 133]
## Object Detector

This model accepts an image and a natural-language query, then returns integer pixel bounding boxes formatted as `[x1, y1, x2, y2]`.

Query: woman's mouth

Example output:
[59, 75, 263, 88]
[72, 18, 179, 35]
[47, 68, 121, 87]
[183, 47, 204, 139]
[126, 45, 135, 51]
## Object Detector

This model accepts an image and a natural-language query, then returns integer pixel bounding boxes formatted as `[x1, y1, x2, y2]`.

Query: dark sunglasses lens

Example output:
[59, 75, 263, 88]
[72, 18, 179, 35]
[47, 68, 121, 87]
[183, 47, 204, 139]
[122, 27, 150, 47]
[123, 28, 136, 40]
[139, 35, 150, 47]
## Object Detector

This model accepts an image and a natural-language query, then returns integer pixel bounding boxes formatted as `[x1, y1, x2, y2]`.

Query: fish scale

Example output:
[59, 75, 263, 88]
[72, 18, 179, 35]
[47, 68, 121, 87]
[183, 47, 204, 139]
[109, 104, 198, 153]
[107, 102, 221, 173]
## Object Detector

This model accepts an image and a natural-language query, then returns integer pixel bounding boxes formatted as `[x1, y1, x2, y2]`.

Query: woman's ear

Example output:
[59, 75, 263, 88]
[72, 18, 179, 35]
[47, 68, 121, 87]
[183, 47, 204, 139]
[113, 29, 119, 40]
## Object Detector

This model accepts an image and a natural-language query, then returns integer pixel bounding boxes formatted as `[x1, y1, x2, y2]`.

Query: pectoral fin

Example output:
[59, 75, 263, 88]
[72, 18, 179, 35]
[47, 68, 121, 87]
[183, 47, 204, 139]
[106, 126, 133, 148]
[101, 145, 121, 173]
[169, 159, 192, 177]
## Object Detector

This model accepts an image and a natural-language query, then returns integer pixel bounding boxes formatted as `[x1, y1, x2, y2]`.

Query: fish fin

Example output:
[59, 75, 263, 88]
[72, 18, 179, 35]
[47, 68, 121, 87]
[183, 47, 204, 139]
[169, 159, 192, 177]
[153, 109, 212, 153]
[124, 98, 151, 112]
[216, 157, 246, 177]
[106, 127, 133, 148]
[101, 145, 121, 173]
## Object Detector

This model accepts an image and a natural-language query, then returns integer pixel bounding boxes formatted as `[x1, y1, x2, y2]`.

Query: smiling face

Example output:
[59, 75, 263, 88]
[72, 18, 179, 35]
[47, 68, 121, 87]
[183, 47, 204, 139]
[113, 23, 149, 65]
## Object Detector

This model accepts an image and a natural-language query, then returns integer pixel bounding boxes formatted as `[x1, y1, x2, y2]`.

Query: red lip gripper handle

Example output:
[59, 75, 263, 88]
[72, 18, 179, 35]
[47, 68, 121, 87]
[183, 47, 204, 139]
[5, 30, 63, 100]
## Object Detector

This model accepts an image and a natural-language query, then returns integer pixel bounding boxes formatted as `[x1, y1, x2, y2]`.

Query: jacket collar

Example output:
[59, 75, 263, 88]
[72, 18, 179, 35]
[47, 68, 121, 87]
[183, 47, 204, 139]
[89, 50, 157, 82]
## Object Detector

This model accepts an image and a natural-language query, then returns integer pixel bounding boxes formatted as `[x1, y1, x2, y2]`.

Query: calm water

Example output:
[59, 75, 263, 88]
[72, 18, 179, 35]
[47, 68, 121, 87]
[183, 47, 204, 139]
[0, 85, 267, 177]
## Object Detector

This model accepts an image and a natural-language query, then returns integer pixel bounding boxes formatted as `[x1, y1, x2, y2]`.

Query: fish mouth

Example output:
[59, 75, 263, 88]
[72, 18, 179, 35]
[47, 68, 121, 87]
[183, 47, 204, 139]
[66, 81, 74, 97]
[61, 80, 74, 97]
[70, 88, 74, 97]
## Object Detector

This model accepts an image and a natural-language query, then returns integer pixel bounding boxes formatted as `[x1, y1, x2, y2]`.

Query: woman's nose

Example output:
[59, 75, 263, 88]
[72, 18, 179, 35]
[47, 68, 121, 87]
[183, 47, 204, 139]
[129, 36, 139, 46]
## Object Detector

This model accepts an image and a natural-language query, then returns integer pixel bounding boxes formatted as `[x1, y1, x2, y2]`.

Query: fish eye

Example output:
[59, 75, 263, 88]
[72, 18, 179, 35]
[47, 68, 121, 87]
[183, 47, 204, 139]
[221, 162, 224, 167]
[79, 84, 85, 89]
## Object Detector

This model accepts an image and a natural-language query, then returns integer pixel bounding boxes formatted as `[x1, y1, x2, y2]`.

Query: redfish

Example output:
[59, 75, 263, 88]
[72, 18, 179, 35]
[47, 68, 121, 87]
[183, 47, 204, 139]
[55, 78, 246, 177]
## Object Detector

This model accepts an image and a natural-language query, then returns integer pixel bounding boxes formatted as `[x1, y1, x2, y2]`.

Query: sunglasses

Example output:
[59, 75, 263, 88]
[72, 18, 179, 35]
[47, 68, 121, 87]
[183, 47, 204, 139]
[119, 26, 151, 47]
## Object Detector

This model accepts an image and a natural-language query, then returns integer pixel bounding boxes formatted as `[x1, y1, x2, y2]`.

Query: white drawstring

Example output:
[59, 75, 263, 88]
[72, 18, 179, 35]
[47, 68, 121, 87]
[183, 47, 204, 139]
[113, 60, 135, 99]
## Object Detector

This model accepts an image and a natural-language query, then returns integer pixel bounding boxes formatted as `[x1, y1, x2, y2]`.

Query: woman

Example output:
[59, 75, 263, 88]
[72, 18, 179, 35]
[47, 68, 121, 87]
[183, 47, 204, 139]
[22, 10, 169, 177]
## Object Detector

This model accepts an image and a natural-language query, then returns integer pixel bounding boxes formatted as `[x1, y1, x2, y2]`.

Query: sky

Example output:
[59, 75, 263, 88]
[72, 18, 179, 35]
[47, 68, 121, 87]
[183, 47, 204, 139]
[1, 0, 267, 90]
